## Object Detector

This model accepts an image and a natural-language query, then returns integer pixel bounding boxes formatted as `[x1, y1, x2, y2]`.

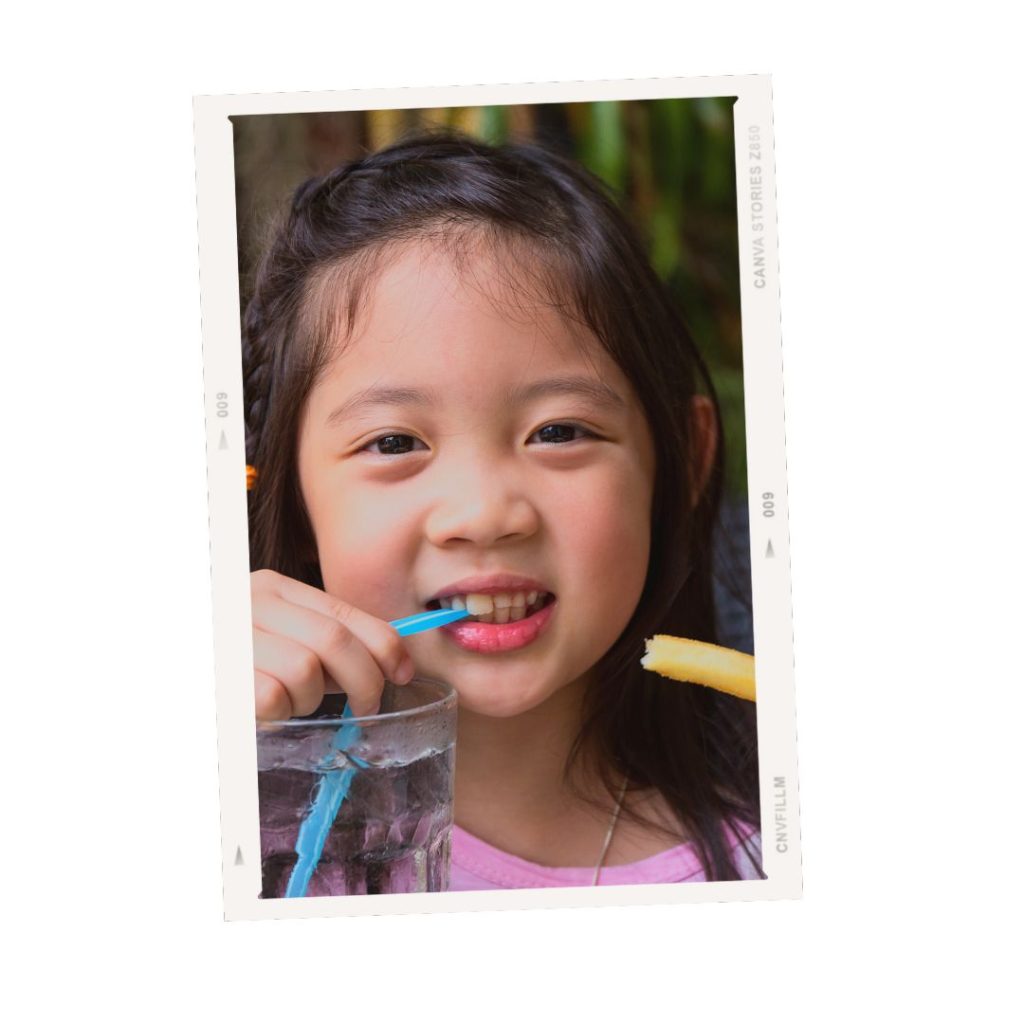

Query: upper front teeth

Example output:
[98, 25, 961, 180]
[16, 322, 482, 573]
[439, 590, 545, 622]
[466, 594, 492, 615]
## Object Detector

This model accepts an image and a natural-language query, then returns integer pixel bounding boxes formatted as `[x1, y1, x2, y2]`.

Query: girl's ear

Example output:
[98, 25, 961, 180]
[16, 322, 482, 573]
[688, 395, 719, 506]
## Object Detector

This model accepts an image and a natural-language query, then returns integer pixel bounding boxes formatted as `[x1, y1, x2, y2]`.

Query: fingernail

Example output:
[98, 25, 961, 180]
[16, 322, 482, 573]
[396, 657, 415, 685]
[350, 698, 379, 718]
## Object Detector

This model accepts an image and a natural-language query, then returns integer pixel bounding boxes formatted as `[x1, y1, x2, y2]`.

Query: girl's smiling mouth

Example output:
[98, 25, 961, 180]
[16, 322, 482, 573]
[424, 575, 557, 653]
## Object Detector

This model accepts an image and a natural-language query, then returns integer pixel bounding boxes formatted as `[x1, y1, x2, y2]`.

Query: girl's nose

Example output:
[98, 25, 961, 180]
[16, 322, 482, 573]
[424, 464, 540, 548]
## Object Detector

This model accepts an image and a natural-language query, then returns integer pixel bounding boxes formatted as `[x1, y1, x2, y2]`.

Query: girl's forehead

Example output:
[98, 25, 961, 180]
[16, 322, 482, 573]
[320, 240, 618, 384]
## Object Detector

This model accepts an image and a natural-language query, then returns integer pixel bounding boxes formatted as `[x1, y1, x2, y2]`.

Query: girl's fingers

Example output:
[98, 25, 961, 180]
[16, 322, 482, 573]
[252, 605, 387, 718]
[254, 669, 294, 722]
[252, 630, 327, 718]
[252, 570, 414, 687]
[251, 575, 393, 718]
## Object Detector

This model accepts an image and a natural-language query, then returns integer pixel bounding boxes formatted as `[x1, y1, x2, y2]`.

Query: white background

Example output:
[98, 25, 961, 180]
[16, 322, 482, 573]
[4, 2, 1020, 1020]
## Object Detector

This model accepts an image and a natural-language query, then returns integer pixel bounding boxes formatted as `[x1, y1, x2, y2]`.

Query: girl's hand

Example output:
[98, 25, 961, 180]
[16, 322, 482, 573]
[250, 569, 415, 721]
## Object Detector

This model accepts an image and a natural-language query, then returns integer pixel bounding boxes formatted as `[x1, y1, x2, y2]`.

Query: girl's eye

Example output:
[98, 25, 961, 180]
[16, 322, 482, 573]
[363, 433, 426, 456]
[529, 423, 591, 445]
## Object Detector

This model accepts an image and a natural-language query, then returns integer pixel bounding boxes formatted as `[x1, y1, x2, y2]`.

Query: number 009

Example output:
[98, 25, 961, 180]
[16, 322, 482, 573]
[216, 392, 228, 418]
[762, 492, 775, 518]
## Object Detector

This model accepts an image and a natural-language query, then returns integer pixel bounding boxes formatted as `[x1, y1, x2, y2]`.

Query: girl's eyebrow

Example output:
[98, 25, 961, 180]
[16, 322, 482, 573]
[505, 375, 626, 409]
[324, 376, 624, 428]
[325, 385, 436, 427]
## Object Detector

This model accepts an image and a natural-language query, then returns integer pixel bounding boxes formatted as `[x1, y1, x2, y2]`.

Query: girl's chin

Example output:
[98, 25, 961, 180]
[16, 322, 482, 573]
[433, 660, 596, 720]
[447, 681, 553, 720]
[451, 694, 537, 719]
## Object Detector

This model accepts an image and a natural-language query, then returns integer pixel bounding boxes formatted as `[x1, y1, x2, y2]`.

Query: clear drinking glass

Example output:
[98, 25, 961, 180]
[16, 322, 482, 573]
[256, 677, 456, 898]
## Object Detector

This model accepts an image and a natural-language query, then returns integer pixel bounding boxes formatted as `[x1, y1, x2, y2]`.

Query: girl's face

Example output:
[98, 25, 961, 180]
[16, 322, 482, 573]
[298, 241, 656, 718]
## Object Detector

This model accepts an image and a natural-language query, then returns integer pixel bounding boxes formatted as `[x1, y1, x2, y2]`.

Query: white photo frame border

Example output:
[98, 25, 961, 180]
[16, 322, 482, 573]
[193, 73, 800, 921]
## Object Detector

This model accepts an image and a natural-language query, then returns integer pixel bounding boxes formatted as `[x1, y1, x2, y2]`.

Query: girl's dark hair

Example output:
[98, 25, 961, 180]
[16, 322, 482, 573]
[243, 130, 762, 880]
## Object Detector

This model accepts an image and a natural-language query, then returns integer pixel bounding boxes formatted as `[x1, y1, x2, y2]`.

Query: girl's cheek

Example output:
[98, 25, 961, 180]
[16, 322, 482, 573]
[579, 473, 652, 579]
[316, 493, 422, 608]
[337, 478, 419, 533]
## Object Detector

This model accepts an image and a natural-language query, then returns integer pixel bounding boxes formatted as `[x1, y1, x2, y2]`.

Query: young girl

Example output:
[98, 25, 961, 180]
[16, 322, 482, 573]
[243, 131, 763, 888]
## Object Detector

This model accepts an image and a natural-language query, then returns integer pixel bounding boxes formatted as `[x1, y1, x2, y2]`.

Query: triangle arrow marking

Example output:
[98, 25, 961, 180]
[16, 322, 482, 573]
[766, 540, 775, 558]
[219, 431, 228, 450]
[234, 846, 244, 866]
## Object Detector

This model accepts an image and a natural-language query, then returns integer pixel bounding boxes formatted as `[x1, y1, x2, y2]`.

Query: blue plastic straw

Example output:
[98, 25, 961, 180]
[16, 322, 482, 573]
[284, 606, 470, 897]
[284, 704, 361, 897]
[389, 607, 473, 635]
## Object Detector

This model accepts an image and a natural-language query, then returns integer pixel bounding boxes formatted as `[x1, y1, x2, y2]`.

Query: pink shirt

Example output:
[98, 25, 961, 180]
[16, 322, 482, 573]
[449, 820, 762, 890]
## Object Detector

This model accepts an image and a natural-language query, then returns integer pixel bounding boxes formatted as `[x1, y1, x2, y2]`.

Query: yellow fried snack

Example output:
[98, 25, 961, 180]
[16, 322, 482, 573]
[641, 635, 756, 702]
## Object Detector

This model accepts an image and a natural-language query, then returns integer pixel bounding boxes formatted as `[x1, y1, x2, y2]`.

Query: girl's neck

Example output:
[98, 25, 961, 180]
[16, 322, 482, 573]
[453, 673, 623, 867]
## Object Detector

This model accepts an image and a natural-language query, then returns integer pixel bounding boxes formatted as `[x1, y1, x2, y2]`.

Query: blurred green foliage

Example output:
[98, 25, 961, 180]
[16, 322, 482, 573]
[233, 97, 746, 494]
[562, 97, 745, 496]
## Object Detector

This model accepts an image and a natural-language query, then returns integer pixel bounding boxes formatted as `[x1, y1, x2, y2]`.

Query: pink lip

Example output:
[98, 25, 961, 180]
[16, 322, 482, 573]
[427, 573, 551, 603]
[441, 599, 557, 653]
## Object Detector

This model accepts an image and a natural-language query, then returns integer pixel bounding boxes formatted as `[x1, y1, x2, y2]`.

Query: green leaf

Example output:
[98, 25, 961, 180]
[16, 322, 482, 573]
[582, 101, 627, 193]
[480, 106, 508, 145]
